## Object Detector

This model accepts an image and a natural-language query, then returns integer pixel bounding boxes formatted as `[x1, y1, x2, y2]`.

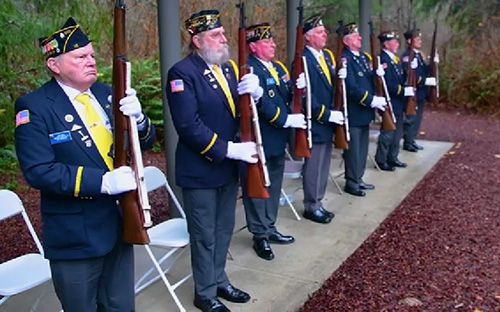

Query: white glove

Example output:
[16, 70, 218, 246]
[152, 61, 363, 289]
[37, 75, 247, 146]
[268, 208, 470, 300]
[434, 53, 440, 63]
[404, 86, 415, 97]
[410, 58, 418, 69]
[284, 114, 306, 129]
[226, 141, 258, 163]
[425, 77, 437, 86]
[338, 67, 347, 79]
[119, 88, 144, 121]
[296, 73, 306, 89]
[328, 110, 344, 125]
[370, 96, 387, 111]
[101, 166, 137, 195]
[376, 66, 385, 77]
[238, 73, 264, 101]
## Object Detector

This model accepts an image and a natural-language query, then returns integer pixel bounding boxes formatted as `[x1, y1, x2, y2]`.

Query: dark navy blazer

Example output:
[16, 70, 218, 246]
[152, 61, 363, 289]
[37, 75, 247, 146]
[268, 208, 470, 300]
[247, 55, 292, 157]
[166, 53, 239, 188]
[302, 47, 336, 144]
[380, 50, 406, 115]
[402, 48, 429, 102]
[15, 79, 155, 260]
[342, 48, 376, 127]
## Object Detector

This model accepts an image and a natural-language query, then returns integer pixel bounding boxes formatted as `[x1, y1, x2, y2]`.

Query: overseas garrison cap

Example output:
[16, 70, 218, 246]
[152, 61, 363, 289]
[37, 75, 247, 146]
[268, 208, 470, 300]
[337, 22, 358, 36]
[303, 14, 324, 33]
[185, 10, 222, 36]
[404, 28, 421, 40]
[378, 31, 399, 43]
[246, 23, 273, 43]
[39, 17, 90, 58]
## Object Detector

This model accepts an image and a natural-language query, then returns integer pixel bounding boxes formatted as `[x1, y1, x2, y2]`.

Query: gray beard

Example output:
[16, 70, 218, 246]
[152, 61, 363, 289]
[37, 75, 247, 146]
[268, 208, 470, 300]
[199, 43, 230, 65]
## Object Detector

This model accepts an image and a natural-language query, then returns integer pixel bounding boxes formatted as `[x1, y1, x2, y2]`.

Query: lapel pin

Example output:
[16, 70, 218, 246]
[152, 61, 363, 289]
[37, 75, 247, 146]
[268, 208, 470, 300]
[71, 124, 82, 131]
[65, 114, 74, 122]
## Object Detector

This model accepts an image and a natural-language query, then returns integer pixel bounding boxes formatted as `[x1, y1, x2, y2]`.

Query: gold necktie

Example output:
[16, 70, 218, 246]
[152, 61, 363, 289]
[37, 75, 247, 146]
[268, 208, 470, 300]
[75, 93, 114, 170]
[319, 54, 332, 85]
[268, 65, 281, 86]
[213, 65, 236, 118]
[394, 56, 400, 64]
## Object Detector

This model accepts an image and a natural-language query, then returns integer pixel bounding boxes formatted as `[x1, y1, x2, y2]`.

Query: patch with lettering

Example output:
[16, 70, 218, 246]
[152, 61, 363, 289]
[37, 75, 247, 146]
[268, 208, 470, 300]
[49, 130, 72, 145]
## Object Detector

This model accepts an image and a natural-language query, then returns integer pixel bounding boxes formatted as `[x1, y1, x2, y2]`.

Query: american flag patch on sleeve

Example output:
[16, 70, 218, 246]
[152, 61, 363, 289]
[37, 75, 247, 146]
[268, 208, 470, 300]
[15, 109, 30, 127]
[170, 79, 184, 93]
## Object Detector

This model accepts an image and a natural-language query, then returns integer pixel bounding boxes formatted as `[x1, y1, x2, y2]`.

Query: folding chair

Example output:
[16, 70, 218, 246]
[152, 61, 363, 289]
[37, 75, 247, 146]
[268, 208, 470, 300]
[369, 129, 381, 171]
[134, 166, 191, 312]
[281, 159, 302, 220]
[0, 190, 51, 305]
[330, 149, 345, 195]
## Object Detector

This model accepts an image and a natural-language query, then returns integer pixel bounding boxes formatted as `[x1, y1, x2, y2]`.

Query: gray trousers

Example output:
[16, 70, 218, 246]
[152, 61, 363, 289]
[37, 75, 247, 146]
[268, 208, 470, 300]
[243, 155, 285, 240]
[182, 177, 238, 300]
[403, 100, 424, 145]
[344, 126, 369, 190]
[50, 239, 134, 312]
[375, 113, 404, 164]
[302, 141, 333, 212]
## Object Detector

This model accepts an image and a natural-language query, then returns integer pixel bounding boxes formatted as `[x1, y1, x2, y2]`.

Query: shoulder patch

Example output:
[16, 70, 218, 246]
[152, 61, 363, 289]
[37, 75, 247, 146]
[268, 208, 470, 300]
[15, 109, 30, 127]
[170, 79, 184, 93]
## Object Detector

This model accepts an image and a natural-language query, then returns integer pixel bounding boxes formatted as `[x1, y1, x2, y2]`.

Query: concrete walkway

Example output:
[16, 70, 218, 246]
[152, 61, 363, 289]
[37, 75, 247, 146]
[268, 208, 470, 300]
[0, 139, 453, 312]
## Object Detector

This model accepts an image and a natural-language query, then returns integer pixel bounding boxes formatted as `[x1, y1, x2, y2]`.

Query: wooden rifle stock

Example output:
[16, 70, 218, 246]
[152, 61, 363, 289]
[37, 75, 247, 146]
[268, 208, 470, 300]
[333, 21, 349, 150]
[369, 21, 396, 131]
[237, 1, 269, 199]
[427, 19, 439, 105]
[291, 0, 311, 158]
[112, 0, 150, 244]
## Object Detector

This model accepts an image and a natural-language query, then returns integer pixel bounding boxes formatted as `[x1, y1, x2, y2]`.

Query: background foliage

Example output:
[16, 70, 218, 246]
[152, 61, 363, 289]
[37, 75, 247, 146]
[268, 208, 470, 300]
[413, 0, 500, 113]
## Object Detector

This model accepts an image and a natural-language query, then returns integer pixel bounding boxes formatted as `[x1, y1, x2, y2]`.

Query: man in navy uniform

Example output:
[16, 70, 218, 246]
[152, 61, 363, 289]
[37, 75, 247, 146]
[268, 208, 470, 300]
[402, 28, 437, 152]
[166, 10, 263, 312]
[375, 31, 414, 170]
[339, 23, 387, 197]
[15, 17, 155, 312]
[242, 23, 306, 261]
[301, 14, 345, 223]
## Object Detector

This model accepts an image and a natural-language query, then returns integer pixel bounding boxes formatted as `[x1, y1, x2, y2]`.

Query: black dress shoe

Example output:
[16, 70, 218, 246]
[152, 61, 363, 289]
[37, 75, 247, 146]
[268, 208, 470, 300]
[388, 160, 407, 168]
[359, 181, 375, 190]
[303, 209, 332, 224]
[253, 238, 274, 260]
[403, 144, 418, 152]
[217, 284, 251, 303]
[194, 296, 230, 312]
[319, 206, 335, 219]
[376, 162, 395, 171]
[269, 231, 295, 244]
[412, 142, 424, 150]
[344, 186, 366, 197]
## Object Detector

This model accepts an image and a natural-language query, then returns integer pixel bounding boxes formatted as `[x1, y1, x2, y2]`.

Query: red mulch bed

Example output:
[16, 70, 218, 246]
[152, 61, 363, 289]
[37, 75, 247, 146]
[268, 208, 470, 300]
[0, 150, 169, 264]
[299, 108, 500, 311]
